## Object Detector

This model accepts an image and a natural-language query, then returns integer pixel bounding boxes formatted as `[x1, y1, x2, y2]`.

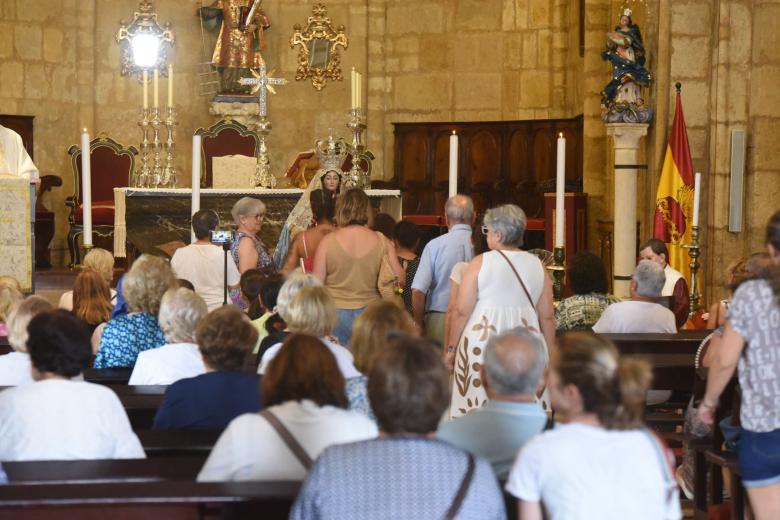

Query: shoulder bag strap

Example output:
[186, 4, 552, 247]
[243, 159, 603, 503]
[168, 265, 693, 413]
[260, 409, 313, 470]
[443, 453, 475, 520]
[496, 250, 536, 312]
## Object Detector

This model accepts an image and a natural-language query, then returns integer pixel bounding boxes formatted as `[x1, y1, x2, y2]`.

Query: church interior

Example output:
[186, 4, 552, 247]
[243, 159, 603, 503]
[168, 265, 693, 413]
[1, 0, 780, 518]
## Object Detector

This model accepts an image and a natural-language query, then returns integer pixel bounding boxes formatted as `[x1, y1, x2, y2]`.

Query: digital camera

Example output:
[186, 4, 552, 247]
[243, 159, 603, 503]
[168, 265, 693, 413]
[210, 229, 235, 245]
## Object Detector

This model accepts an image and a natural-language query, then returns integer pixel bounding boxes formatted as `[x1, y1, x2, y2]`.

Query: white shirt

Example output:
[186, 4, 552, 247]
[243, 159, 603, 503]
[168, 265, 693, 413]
[128, 342, 206, 386]
[171, 244, 241, 311]
[197, 399, 378, 482]
[257, 337, 361, 379]
[592, 300, 676, 334]
[58, 288, 118, 311]
[0, 125, 38, 179]
[0, 379, 145, 461]
[0, 352, 34, 386]
[506, 423, 681, 520]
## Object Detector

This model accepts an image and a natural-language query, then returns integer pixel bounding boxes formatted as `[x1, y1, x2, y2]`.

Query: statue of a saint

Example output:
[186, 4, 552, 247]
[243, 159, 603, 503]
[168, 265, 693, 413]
[199, 0, 270, 95]
[600, 8, 652, 123]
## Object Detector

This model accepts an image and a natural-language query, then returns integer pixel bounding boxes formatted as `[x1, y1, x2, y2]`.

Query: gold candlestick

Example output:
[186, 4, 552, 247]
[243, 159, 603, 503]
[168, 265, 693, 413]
[162, 106, 178, 187]
[150, 107, 162, 187]
[135, 107, 152, 187]
[546, 246, 566, 302]
[686, 225, 702, 317]
[345, 107, 373, 189]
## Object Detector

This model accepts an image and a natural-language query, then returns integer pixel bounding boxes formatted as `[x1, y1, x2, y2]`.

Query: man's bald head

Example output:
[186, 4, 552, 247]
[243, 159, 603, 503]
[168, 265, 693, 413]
[483, 327, 546, 396]
[445, 195, 474, 226]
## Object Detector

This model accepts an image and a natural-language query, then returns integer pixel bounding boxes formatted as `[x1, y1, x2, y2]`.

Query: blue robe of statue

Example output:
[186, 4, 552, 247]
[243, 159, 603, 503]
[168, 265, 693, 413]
[601, 24, 651, 103]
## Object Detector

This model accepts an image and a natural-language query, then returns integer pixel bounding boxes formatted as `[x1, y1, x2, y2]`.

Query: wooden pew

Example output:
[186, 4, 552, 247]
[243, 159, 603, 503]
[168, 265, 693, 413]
[3, 456, 206, 484]
[0, 481, 300, 520]
[83, 367, 133, 386]
[137, 429, 221, 458]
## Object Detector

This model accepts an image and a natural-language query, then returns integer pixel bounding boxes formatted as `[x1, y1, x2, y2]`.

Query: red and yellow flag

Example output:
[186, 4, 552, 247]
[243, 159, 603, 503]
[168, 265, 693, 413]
[653, 87, 694, 281]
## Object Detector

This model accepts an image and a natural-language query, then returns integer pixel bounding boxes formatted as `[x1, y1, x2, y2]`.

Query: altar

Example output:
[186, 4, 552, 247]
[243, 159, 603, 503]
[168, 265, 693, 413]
[113, 187, 402, 258]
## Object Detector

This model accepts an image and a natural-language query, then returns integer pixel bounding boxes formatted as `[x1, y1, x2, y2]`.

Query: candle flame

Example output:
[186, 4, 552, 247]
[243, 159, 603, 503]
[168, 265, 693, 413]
[558, 132, 563, 138]
[452, 130, 457, 135]
[82, 128, 88, 133]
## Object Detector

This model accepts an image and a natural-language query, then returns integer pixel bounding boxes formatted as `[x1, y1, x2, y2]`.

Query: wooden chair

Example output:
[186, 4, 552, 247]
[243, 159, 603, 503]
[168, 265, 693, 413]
[34, 174, 63, 268]
[195, 118, 259, 188]
[66, 135, 138, 266]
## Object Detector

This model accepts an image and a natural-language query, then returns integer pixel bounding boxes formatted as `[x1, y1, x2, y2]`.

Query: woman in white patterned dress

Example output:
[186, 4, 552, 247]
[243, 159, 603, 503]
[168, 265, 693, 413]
[448, 205, 556, 418]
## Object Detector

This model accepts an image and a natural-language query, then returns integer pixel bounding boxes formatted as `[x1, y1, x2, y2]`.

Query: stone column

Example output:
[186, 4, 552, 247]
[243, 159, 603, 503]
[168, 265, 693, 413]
[605, 123, 648, 298]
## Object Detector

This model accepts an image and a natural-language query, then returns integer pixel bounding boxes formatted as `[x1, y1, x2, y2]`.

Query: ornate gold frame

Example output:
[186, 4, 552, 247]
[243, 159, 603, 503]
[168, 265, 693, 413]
[290, 4, 348, 91]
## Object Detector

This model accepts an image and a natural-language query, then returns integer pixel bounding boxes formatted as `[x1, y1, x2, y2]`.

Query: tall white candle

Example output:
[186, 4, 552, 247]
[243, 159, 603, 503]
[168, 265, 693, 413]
[80, 129, 93, 247]
[167, 64, 173, 107]
[448, 131, 458, 198]
[191, 134, 202, 243]
[555, 132, 566, 248]
[351, 68, 356, 109]
[357, 71, 362, 110]
[153, 68, 159, 109]
[692, 172, 701, 227]
[142, 70, 148, 110]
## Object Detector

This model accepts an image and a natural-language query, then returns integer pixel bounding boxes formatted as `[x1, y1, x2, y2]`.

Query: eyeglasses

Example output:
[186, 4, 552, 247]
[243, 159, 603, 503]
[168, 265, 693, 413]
[252, 214, 264, 220]
[481, 225, 489, 235]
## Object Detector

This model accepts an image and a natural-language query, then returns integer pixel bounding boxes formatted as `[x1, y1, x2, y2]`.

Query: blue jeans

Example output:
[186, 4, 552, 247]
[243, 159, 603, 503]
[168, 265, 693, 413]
[739, 427, 780, 487]
[334, 308, 365, 347]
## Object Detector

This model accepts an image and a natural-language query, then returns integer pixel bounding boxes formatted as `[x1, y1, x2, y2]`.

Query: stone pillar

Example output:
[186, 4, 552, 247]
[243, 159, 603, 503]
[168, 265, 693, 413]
[605, 123, 648, 298]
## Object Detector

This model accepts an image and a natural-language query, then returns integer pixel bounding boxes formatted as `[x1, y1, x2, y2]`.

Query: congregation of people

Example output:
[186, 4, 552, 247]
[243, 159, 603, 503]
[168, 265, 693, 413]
[1, 185, 779, 520]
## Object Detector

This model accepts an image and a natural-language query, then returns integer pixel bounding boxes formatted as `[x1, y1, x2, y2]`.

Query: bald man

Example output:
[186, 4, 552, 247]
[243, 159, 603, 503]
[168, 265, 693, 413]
[437, 327, 548, 479]
[411, 194, 475, 345]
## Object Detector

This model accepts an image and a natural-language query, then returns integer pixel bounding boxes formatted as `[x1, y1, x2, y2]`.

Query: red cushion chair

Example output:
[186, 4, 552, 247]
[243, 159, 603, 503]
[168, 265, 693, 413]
[195, 118, 259, 188]
[66, 135, 137, 266]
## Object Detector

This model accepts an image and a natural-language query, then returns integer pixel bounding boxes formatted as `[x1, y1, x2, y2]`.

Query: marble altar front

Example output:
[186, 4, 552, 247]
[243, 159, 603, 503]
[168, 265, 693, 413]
[113, 188, 402, 258]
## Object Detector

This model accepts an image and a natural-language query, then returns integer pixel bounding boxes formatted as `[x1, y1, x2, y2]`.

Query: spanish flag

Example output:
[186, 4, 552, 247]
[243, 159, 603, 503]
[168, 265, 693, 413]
[653, 84, 694, 281]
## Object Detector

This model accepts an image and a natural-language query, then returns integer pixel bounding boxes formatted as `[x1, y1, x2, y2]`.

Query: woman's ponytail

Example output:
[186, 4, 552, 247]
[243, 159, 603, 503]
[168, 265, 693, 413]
[609, 358, 652, 429]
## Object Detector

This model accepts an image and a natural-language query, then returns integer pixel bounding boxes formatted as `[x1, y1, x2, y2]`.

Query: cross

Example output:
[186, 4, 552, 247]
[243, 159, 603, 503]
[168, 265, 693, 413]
[238, 62, 288, 118]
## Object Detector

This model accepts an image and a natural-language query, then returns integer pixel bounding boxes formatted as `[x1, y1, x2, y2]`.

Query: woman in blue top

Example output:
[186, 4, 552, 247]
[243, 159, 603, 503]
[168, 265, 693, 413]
[153, 305, 261, 431]
[93, 255, 176, 368]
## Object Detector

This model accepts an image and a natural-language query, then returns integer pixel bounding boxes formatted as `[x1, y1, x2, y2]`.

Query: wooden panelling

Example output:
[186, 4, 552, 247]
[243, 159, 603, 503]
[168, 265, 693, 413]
[385, 116, 583, 219]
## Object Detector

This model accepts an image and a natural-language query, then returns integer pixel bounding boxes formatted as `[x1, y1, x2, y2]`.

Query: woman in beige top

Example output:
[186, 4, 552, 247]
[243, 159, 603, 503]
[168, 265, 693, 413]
[313, 189, 404, 346]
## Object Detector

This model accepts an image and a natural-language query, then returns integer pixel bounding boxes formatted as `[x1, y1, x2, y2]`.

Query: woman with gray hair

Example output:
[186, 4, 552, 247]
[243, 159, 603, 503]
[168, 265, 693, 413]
[448, 204, 556, 418]
[230, 197, 275, 276]
[0, 296, 53, 386]
[93, 255, 177, 368]
[129, 288, 209, 385]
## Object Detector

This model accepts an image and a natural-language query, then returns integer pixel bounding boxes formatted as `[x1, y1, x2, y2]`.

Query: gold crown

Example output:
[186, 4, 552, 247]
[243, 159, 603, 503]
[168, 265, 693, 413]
[315, 132, 349, 171]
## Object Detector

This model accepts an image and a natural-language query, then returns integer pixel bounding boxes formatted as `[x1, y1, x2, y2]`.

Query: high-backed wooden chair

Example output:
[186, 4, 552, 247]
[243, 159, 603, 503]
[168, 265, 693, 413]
[66, 135, 138, 267]
[195, 118, 259, 188]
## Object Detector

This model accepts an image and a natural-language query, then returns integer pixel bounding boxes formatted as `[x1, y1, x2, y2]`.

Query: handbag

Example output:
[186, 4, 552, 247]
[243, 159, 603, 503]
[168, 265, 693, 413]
[376, 232, 400, 300]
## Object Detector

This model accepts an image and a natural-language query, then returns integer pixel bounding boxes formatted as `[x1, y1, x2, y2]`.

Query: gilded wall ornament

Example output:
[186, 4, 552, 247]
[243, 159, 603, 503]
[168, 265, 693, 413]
[289, 4, 348, 91]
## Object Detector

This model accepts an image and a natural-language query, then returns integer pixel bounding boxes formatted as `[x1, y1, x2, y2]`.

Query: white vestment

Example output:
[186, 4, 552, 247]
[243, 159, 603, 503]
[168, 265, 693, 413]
[0, 125, 38, 180]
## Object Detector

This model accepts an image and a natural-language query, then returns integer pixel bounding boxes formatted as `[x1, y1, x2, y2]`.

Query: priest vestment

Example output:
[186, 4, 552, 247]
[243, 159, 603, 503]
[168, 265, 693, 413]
[0, 125, 38, 180]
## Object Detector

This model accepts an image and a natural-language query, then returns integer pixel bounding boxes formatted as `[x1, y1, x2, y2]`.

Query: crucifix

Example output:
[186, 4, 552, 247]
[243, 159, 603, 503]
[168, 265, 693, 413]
[238, 62, 288, 117]
[238, 63, 288, 188]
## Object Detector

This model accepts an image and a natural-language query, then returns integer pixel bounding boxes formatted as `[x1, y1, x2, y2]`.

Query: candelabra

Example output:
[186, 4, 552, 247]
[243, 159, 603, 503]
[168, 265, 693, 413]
[150, 107, 162, 187]
[546, 246, 566, 302]
[161, 106, 178, 187]
[344, 108, 372, 190]
[135, 108, 152, 187]
[686, 225, 702, 317]
[253, 116, 276, 188]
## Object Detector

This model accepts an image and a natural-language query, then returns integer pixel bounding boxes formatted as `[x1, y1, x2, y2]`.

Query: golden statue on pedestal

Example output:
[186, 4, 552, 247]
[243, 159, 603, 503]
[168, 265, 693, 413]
[198, 0, 270, 95]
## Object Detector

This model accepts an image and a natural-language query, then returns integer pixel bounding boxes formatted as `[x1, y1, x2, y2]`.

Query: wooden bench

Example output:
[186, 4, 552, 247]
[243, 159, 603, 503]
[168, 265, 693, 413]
[83, 367, 133, 385]
[3, 456, 206, 484]
[0, 481, 299, 520]
[137, 429, 221, 457]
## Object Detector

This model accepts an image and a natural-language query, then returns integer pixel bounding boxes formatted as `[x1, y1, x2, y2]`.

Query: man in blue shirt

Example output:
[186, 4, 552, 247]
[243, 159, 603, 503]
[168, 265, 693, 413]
[411, 195, 474, 345]
[437, 326, 548, 480]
